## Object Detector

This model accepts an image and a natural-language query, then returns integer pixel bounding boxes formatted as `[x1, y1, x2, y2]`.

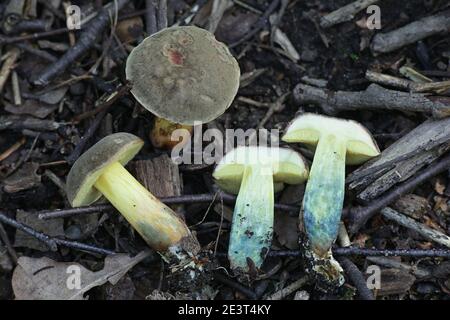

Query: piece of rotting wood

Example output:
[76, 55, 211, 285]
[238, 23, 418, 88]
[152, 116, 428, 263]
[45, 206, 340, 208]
[371, 10, 450, 55]
[320, 0, 379, 28]
[0, 115, 61, 131]
[381, 207, 450, 249]
[293, 83, 450, 118]
[129, 154, 182, 198]
[347, 117, 450, 202]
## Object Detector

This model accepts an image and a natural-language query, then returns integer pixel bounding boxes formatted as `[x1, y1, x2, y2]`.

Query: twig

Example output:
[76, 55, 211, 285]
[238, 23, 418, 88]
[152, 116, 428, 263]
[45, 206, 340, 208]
[66, 87, 130, 166]
[156, 0, 168, 31]
[33, 0, 130, 86]
[371, 10, 450, 55]
[320, 0, 379, 28]
[267, 247, 450, 258]
[347, 152, 450, 234]
[72, 83, 130, 122]
[366, 70, 450, 93]
[293, 83, 450, 118]
[337, 257, 375, 300]
[0, 28, 69, 45]
[381, 207, 450, 248]
[0, 211, 115, 255]
[214, 272, 258, 299]
[0, 115, 62, 131]
[266, 276, 309, 300]
[229, 0, 280, 48]
[0, 47, 20, 92]
[0, 222, 18, 264]
[0, 137, 26, 162]
[145, 0, 158, 35]
[37, 193, 300, 220]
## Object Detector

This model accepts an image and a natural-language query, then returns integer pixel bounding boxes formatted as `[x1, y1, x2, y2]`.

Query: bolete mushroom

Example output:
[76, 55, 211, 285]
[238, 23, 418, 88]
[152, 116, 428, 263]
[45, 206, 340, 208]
[282, 113, 380, 286]
[66, 132, 200, 261]
[213, 146, 308, 273]
[126, 26, 240, 125]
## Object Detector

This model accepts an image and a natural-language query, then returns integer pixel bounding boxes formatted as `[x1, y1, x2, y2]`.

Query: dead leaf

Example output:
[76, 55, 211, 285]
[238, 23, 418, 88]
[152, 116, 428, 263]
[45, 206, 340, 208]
[5, 100, 58, 119]
[12, 250, 151, 300]
[3, 162, 41, 193]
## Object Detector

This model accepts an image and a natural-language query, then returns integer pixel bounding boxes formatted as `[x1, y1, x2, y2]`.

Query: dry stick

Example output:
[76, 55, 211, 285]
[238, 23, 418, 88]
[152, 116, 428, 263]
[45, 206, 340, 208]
[0, 28, 70, 45]
[266, 276, 309, 300]
[366, 70, 450, 93]
[0, 115, 62, 131]
[0, 222, 18, 264]
[33, 0, 130, 86]
[37, 193, 300, 220]
[229, 0, 280, 48]
[293, 83, 450, 118]
[213, 272, 258, 299]
[371, 10, 450, 55]
[0, 47, 20, 92]
[320, 0, 379, 28]
[337, 257, 375, 300]
[156, 0, 168, 30]
[381, 207, 450, 248]
[145, 0, 158, 35]
[269, 247, 450, 258]
[347, 152, 450, 234]
[72, 83, 131, 122]
[0, 211, 115, 255]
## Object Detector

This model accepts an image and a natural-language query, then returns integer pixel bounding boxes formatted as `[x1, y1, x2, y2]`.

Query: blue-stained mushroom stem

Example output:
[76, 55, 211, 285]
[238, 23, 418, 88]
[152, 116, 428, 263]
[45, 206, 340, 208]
[213, 146, 309, 276]
[303, 134, 345, 257]
[228, 164, 274, 271]
[282, 113, 380, 288]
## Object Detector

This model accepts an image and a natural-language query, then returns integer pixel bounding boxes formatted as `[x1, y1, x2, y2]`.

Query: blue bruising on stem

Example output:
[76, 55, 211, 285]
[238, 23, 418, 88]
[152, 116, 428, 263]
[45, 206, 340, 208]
[303, 135, 346, 257]
[228, 164, 274, 272]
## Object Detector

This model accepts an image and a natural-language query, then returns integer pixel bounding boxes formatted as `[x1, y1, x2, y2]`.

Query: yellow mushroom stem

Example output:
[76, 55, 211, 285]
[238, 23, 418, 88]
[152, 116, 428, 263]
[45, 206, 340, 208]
[94, 161, 192, 252]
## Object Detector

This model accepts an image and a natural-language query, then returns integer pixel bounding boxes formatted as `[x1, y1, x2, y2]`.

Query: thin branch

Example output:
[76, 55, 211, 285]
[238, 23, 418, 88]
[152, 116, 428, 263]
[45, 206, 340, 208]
[347, 152, 450, 234]
[37, 193, 300, 220]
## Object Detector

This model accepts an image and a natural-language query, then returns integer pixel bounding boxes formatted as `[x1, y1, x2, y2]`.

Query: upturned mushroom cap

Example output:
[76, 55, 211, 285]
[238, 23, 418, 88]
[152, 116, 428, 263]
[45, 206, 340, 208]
[213, 146, 309, 194]
[126, 26, 240, 125]
[67, 133, 144, 207]
[282, 113, 380, 165]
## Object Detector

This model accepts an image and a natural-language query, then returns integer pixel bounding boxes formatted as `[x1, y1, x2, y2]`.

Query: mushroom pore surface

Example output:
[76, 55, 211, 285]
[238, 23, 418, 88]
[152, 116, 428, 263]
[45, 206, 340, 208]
[126, 26, 240, 125]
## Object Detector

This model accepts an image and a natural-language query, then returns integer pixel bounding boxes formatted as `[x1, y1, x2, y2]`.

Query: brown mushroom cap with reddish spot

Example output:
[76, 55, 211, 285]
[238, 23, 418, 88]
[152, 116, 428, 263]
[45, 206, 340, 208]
[126, 26, 240, 125]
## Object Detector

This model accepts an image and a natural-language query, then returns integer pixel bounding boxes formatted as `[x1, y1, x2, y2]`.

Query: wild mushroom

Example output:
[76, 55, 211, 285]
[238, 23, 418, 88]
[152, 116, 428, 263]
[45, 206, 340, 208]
[213, 146, 308, 273]
[66, 133, 200, 262]
[282, 113, 380, 287]
[126, 26, 240, 148]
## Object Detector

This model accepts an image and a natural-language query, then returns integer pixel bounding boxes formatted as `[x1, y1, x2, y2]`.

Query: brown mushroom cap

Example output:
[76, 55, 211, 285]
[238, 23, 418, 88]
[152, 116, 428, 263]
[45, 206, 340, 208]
[126, 26, 240, 125]
[66, 133, 144, 207]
